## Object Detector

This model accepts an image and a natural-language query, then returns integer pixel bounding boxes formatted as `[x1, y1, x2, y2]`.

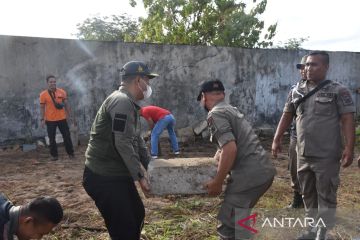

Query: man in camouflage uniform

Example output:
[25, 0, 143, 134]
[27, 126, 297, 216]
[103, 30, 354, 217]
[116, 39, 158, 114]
[83, 61, 157, 240]
[198, 80, 276, 240]
[272, 51, 355, 240]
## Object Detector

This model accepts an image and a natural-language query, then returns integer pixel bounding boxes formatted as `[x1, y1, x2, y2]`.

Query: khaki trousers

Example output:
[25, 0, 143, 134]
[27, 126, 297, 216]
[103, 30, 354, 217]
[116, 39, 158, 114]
[297, 155, 340, 229]
[217, 177, 274, 240]
[288, 137, 300, 193]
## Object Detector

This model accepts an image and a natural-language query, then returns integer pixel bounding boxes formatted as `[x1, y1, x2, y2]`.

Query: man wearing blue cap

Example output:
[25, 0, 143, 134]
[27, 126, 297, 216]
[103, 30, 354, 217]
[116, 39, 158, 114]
[83, 61, 157, 240]
[198, 80, 276, 240]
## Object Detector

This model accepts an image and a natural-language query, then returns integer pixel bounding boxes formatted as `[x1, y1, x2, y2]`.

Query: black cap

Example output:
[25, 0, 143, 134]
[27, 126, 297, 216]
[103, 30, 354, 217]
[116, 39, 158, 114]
[296, 55, 307, 70]
[197, 80, 225, 101]
[120, 61, 159, 79]
[296, 63, 305, 70]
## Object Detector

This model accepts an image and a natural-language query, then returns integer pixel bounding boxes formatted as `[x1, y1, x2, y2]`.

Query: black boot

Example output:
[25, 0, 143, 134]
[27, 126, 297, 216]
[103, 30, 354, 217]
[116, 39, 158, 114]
[296, 227, 317, 240]
[287, 191, 304, 208]
[315, 227, 327, 240]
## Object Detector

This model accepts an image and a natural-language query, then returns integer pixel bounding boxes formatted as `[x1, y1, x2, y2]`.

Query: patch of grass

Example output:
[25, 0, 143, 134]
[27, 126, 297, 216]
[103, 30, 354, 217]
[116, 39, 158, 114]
[143, 197, 220, 240]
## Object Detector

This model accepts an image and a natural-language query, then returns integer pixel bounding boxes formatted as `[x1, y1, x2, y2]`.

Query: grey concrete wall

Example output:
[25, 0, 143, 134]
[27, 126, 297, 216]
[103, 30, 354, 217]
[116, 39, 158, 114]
[0, 35, 359, 143]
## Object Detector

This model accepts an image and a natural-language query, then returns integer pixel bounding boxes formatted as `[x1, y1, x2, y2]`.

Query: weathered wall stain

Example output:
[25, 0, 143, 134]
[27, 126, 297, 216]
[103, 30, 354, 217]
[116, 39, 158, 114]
[0, 35, 359, 143]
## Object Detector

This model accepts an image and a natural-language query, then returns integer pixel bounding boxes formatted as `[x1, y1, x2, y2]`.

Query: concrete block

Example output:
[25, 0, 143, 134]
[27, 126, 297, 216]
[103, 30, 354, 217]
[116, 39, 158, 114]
[22, 144, 37, 152]
[193, 120, 207, 135]
[148, 157, 217, 195]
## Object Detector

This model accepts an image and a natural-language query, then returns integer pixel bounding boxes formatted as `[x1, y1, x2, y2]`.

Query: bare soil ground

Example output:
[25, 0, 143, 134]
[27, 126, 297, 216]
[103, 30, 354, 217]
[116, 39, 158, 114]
[0, 135, 359, 240]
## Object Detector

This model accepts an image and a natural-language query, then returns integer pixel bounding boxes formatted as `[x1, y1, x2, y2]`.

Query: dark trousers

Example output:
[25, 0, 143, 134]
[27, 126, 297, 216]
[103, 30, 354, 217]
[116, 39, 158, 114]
[288, 137, 300, 193]
[82, 167, 145, 240]
[46, 119, 74, 157]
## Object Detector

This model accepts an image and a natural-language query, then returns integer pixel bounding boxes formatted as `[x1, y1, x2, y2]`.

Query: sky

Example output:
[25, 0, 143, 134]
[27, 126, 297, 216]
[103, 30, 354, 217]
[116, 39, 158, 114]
[0, 0, 359, 52]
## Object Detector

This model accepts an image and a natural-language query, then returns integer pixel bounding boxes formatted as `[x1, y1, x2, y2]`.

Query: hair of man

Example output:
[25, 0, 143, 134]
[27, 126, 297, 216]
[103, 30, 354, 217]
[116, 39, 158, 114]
[308, 51, 329, 65]
[46, 75, 56, 82]
[20, 197, 63, 225]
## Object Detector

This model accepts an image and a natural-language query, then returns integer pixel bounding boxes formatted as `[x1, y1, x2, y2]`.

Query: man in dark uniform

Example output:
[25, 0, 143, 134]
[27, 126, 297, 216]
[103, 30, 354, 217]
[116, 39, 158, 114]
[287, 55, 307, 209]
[272, 51, 355, 239]
[83, 61, 157, 240]
[198, 80, 276, 240]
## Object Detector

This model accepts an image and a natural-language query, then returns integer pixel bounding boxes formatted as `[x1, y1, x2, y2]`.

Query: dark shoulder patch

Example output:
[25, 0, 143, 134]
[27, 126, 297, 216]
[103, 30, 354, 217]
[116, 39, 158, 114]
[339, 89, 354, 106]
[113, 113, 127, 132]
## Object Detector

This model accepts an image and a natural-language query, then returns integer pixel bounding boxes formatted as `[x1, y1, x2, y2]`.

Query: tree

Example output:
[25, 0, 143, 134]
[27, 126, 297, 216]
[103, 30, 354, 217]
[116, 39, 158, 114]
[276, 37, 309, 50]
[75, 14, 139, 41]
[133, 0, 277, 48]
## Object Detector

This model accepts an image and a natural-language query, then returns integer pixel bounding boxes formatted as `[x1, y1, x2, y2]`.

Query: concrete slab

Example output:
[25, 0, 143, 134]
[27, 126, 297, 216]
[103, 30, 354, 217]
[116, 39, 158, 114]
[193, 120, 207, 135]
[148, 157, 217, 196]
[22, 144, 37, 152]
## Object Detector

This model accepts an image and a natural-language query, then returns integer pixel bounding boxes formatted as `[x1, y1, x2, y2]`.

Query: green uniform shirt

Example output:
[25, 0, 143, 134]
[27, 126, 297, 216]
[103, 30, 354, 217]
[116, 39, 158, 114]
[284, 79, 355, 158]
[207, 100, 276, 193]
[85, 87, 149, 180]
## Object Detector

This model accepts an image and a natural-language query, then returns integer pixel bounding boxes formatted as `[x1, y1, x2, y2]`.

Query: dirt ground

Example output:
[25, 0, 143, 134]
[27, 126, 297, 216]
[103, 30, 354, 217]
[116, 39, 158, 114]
[0, 135, 359, 240]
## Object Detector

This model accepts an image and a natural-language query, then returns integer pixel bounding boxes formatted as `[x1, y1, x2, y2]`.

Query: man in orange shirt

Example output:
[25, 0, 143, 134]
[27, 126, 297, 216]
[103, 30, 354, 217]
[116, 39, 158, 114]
[40, 75, 74, 160]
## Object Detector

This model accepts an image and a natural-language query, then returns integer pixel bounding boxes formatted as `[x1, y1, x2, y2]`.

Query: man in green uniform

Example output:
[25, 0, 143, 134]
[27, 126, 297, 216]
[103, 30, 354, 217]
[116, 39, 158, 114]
[83, 61, 157, 240]
[272, 51, 355, 240]
[198, 80, 276, 240]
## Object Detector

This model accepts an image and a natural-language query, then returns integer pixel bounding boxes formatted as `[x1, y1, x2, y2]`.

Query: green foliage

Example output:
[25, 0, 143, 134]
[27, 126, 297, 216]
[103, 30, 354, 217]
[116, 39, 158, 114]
[276, 37, 309, 50]
[75, 14, 139, 41]
[135, 0, 277, 48]
[355, 125, 360, 149]
[76, 0, 276, 48]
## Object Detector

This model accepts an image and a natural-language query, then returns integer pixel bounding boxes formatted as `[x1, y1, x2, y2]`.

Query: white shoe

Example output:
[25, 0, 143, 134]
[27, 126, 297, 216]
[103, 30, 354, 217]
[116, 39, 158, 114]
[151, 155, 158, 159]
[174, 151, 180, 155]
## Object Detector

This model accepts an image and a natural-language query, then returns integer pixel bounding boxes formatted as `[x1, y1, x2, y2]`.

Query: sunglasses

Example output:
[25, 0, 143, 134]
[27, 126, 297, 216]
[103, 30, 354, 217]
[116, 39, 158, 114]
[296, 64, 305, 70]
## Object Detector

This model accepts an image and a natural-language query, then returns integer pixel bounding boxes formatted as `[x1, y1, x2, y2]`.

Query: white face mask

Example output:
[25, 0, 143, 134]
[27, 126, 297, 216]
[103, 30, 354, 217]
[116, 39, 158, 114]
[199, 93, 209, 112]
[139, 78, 152, 99]
[143, 84, 152, 99]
